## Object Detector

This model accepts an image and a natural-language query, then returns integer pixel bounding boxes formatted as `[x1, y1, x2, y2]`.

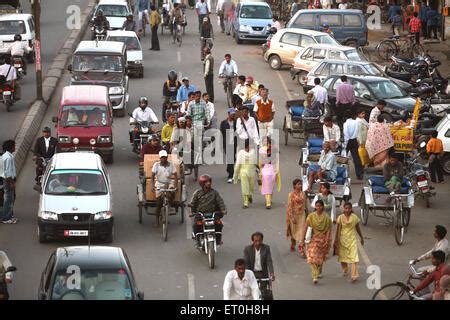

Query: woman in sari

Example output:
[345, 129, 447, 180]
[259, 137, 281, 209]
[365, 114, 394, 167]
[233, 139, 258, 208]
[333, 202, 364, 282]
[302, 90, 321, 117]
[301, 200, 332, 284]
[286, 179, 308, 257]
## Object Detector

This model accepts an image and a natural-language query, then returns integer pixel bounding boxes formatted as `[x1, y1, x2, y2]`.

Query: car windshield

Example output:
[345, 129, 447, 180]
[73, 54, 123, 72]
[108, 36, 141, 51]
[45, 170, 108, 195]
[314, 35, 339, 46]
[344, 49, 365, 61]
[0, 20, 26, 35]
[240, 6, 272, 19]
[367, 80, 408, 99]
[97, 5, 129, 17]
[363, 64, 383, 76]
[51, 269, 133, 300]
[60, 105, 108, 127]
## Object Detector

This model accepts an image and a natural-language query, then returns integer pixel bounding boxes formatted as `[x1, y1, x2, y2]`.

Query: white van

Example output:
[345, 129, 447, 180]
[0, 14, 35, 62]
[37, 152, 114, 243]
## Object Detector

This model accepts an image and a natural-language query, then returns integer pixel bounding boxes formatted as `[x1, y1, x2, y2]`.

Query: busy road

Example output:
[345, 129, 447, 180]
[1, 6, 449, 300]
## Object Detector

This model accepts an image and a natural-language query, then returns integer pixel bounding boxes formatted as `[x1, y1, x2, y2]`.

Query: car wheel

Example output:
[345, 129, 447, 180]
[268, 55, 282, 70]
[442, 155, 450, 175]
[345, 40, 358, 48]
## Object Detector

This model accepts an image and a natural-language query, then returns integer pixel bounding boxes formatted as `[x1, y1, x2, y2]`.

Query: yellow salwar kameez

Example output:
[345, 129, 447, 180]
[233, 148, 257, 207]
[336, 213, 360, 280]
[306, 211, 332, 281]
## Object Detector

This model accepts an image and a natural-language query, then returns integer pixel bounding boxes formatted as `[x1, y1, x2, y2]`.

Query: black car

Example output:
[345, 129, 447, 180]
[322, 75, 417, 123]
[38, 246, 144, 300]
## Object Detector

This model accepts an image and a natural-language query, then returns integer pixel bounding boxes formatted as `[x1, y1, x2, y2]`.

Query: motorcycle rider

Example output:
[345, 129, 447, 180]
[189, 174, 227, 247]
[6, 34, 31, 75]
[140, 134, 163, 163]
[0, 55, 20, 101]
[122, 14, 137, 32]
[91, 9, 110, 40]
[162, 70, 181, 122]
[200, 16, 214, 61]
[33, 127, 58, 185]
[129, 97, 159, 152]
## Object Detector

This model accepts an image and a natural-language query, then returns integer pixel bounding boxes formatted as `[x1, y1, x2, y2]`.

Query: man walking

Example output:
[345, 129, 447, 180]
[149, 5, 161, 51]
[343, 111, 364, 180]
[203, 47, 214, 103]
[1, 140, 17, 224]
[335, 75, 355, 125]
[220, 108, 237, 183]
[311, 77, 328, 109]
[409, 11, 421, 44]
[426, 130, 444, 183]
[33, 127, 58, 185]
[253, 88, 275, 144]
[196, 0, 210, 33]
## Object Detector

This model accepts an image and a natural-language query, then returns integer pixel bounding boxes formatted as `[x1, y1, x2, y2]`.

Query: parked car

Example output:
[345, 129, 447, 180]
[0, 13, 35, 62]
[106, 30, 143, 78]
[322, 75, 417, 123]
[301, 60, 411, 93]
[263, 28, 340, 70]
[68, 40, 129, 117]
[36, 152, 114, 243]
[52, 85, 114, 163]
[233, 1, 273, 44]
[290, 44, 366, 86]
[287, 9, 368, 47]
[38, 246, 144, 300]
[92, 0, 131, 30]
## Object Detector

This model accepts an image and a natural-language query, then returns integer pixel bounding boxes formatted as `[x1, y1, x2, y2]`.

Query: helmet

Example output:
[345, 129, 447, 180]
[149, 134, 159, 141]
[96, 9, 104, 17]
[199, 174, 212, 187]
[322, 23, 329, 28]
[139, 96, 148, 106]
[14, 34, 22, 42]
[168, 70, 178, 81]
[127, 14, 133, 20]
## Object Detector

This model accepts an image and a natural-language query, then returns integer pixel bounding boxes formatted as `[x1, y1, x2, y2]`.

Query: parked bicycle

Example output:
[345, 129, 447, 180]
[376, 34, 425, 61]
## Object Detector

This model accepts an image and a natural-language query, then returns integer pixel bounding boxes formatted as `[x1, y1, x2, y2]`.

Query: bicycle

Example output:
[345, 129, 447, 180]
[372, 260, 427, 300]
[156, 187, 177, 242]
[256, 277, 273, 300]
[219, 74, 237, 108]
[172, 18, 182, 47]
[376, 34, 425, 61]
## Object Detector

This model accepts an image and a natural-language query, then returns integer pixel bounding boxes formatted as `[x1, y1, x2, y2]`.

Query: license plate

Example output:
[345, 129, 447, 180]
[14, 64, 21, 68]
[64, 230, 89, 237]
[207, 234, 214, 241]
[3, 91, 11, 96]
[417, 181, 428, 187]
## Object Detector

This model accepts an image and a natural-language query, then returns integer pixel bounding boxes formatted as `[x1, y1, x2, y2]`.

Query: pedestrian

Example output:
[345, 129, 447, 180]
[388, 0, 402, 31]
[129, 0, 136, 13]
[149, 5, 161, 50]
[426, 130, 444, 183]
[366, 114, 394, 167]
[286, 178, 308, 256]
[222, 0, 235, 36]
[235, 105, 260, 148]
[176, 77, 197, 103]
[0, 140, 17, 224]
[233, 75, 247, 103]
[220, 108, 237, 183]
[369, 99, 386, 124]
[258, 136, 281, 209]
[419, 1, 429, 38]
[253, 88, 274, 144]
[335, 75, 355, 125]
[392, 9, 403, 36]
[251, 84, 265, 106]
[195, 0, 210, 33]
[216, 0, 225, 33]
[426, 6, 439, 39]
[356, 109, 369, 167]
[383, 153, 404, 193]
[409, 11, 421, 44]
[343, 110, 364, 180]
[415, 225, 448, 273]
[311, 77, 328, 109]
[243, 76, 259, 104]
[188, 91, 210, 153]
[202, 92, 217, 128]
[338, 0, 348, 9]
[333, 202, 364, 282]
[243, 231, 275, 299]
[233, 139, 258, 209]
[200, 16, 214, 61]
[323, 116, 341, 152]
[223, 258, 261, 300]
[311, 182, 337, 224]
[291, 0, 300, 17]
[301, 200, 332, 284]
[271, 15, 282, 30]
[203, 47, 215, 103]
[321, 0, 332, 9]
[435, 275, 450, 300]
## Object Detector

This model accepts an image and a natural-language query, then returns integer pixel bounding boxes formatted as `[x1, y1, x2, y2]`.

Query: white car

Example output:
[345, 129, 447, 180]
[93, 0, 131, 30]
[0, 14, 35, 62]
[106, 30, 144, 78]
[37, 152, 114, 243]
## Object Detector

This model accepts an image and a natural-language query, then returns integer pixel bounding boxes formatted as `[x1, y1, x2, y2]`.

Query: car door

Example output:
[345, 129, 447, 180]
[278, 32, 301, 64]
[39, 253, 56, 300]
[308, 48, 327, 71]
[342, 14, 364, 45]
[350, 79, 373, 115]
[296, 47, 313, 71]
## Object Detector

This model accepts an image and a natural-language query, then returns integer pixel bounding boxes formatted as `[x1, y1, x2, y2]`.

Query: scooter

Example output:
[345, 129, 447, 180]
[0, 81, 15, 112]
[190, 211, 222, 269]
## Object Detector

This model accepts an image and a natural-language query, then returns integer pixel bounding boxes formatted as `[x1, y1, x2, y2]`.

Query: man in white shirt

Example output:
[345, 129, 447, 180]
[223, 258, 261, 300]
[233, 75, 247, 103]
[311, 77, 328, 107]
[216, 0, 225, 32]
[203, 92, 217, 129]
[272, 15, 282, 30]
[323, 116, 341, 152]
[343, 111, 364, 179]
[0, 56, 20, 100]
[219, 53, 238, 93]
[339, 0, 349, 9]
[321, 0, 332, 9]
[195, 0, 210, 33]
[129, 97, 159, 150]
[1, 140, 18, 224]
[7, 34, 31, 75]
[415, 225, 449, 273]
[369, 100, 386, 124]
[307, 141, 337, 191]
[151, 150, 177, 217]
[236, 106, 260, 148]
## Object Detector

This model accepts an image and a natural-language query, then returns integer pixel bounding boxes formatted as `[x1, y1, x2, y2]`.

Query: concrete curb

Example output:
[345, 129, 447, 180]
[14, 0, 97, 174]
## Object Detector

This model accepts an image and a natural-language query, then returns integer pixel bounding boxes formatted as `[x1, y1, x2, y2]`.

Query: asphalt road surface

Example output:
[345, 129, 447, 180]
[1, 9, 449, 300]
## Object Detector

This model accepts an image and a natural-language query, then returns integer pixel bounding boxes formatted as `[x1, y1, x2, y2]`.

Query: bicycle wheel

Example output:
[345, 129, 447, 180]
[377, 40, 397, 61]
[226, 84, 232, 108]
[372, 283, 410, 300]
[403, 208, 411, 228]
[394, 205, 405, 245]
[162, 202, 169, 241]
[359, 191, 369, 226]
[411, 43, 425, 58]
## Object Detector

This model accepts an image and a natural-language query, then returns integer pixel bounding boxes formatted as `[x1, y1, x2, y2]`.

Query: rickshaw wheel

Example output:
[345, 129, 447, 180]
[394, 210, 405, 246]
[138, 203, 143, 224]
[180, 204, 185, 224]
[283, 118, 288, 146]
[402, 208, 411, 228]
[359, 193, 369, 226]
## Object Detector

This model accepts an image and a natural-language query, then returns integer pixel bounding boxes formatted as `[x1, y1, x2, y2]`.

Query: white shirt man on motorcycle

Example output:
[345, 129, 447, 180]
[6, 34, 30, 75]
[0, 55, 20, 101]
[129, 96, 159, 150]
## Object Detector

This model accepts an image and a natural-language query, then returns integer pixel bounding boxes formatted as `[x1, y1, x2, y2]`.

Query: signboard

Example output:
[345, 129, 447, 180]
[412, 98, 421, 127]
[390, 126, 414, 152]
[35, 40, 41, 72]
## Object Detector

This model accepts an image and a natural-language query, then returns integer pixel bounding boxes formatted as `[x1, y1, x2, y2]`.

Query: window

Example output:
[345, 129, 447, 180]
[73, 54, 123, 72]
[322, 77, 335, 90]
[44, 254, 56, 292]
[363, 64, 383, 76]
[280, 32, 300, 46]
[97, 5, 129, 17]
[331, 78, 343, 91]
[319, 14, 341, 27]
[45, 170, 108, 195]
[108, 36, 141, 51]
[366, 81, 407, 99]
[352, 80, 371, 99]
[301, 48, 313, 60]
[314, 35, 339, 46]
[0, 20, 26, 35]
[347, 65, 366, 75]
[294, 13, 313, 27]
[344, 14, 362, 26]
[312, 48, 327, 60]
[344, 49, 365, 61]
[314, 63, 327, 76]
[239, 5, 272, 19]
[60, 105, 108, 127]
[328, 50, 345, 60]
[300, 35, 315, 47]
[329, 63, 345, 75]
[445, 129, 450, 138]
[28, 18, 34, 33]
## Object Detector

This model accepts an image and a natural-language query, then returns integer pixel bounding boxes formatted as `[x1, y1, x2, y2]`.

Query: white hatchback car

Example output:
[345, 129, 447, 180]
[93, 0, 131, 30]
[0, 14, 35, 62]
[37, 152, 114, 243]
[107, 30, 144, 78]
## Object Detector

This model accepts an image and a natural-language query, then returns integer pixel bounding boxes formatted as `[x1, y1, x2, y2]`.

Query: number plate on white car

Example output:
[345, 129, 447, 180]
[64, 230, 89, 237]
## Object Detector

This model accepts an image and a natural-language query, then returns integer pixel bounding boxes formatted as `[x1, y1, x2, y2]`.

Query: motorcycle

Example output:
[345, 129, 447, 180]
[91, 24, 107, 41]
[12, 56, 25, 79]
[406, 148, 435, 208]
[190, 211, 222, 269]
[129, 115, 157, 155]
[33, 154, 51, 188]
[162, 97, 180, 123]
[0, 81, 15, 112]
[0, 265, 16, 301]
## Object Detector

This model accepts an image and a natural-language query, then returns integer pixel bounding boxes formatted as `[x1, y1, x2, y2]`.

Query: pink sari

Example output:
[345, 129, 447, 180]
[366, 122, 394, 167]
